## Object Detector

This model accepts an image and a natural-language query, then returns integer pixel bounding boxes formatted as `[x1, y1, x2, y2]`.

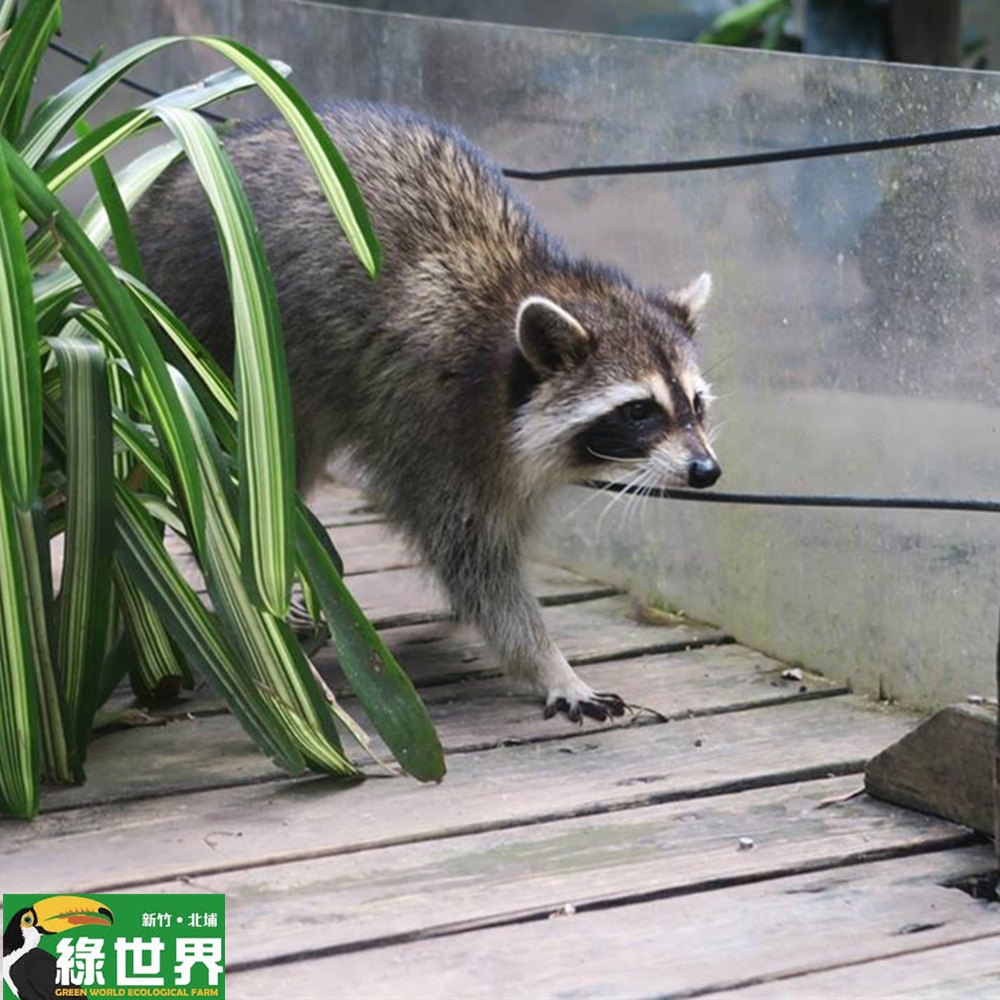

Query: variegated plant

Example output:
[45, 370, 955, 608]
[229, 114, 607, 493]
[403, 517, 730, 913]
[0, 0, 444, 819]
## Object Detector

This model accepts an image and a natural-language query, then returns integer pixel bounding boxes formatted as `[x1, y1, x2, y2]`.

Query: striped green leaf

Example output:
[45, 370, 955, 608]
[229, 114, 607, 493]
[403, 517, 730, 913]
[78, 118, 145, 280]
[0, 479, 40, 818]
[76, 141, 184, 261]
[0, 0, 60, 140]
[114, 485, 305, 773]
[156, 105, 295, 619]
[5, 136, 208, 557]
[0, 0, 17, 32]
[296, 508, 446, 782]
[15, 502, 76, 784]
[194, 36, 381, 278]
[18, 35, 180, 166]
[0, 119, 42, 510]
[40, 62, 283, 201]
[170, 369, 357, 775]
[47, 334, 115, 756]
[114, 559, 192, 705]
[0, 470, 41, 817]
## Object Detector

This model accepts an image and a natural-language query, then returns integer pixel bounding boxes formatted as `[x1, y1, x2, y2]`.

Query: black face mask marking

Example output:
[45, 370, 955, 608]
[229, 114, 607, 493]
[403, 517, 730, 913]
[572, 397, 669, 464]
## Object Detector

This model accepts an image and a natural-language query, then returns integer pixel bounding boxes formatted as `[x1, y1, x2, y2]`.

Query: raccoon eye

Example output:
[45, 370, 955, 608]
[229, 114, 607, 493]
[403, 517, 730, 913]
[693, 392, 706, 421]
[623, 398, 656, 423]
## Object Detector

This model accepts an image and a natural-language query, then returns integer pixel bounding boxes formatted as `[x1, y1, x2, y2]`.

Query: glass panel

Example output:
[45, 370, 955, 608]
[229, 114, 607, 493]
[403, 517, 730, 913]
[50, 1, 1000, 707]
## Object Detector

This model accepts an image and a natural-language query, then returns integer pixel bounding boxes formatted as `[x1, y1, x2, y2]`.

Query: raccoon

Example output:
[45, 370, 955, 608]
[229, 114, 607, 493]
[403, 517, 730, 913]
[129, 101, 721, 722]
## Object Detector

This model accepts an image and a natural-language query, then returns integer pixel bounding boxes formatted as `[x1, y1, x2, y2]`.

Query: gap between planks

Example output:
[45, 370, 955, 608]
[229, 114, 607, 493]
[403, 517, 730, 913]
[702, 933, 1000, 999]
[225, 847, 998, 999]
[134, 775, 978, 970]
[4, 696, 924, 892]
[39, 647, 846, 814]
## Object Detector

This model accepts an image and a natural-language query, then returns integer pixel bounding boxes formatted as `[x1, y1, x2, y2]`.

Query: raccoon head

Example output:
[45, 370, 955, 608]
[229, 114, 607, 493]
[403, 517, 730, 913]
[510, 272, 721, 492]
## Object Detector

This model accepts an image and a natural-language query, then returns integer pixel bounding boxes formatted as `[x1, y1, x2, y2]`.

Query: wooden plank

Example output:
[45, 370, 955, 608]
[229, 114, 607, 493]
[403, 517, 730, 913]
[156, 553, 617, 624]
[138, 777, 974, 967]
[711, 936, 1000, 999]
[99, 593, 730, 719]
[350, 564, 619, 629]
[324, 520, 414, 575]
[38, 649, 846, 813]
[866, 703, 998, 835]
[4, 697, 918, 890]
[349, 644, 845, 753]
[164, 520, 414, 591]
[127, 638, 823, 741]
[227, 847, 997, 999]
[305, 482, 383, 526]
[365, 595, 730, 688]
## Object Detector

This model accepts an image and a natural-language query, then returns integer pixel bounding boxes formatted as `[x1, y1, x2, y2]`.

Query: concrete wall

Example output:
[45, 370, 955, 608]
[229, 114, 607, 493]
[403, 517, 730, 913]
[43, 2, 1000, 709]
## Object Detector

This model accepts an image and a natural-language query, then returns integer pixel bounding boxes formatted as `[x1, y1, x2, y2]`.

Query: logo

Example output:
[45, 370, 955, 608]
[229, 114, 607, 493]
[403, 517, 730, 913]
[3, 894, 225, 998]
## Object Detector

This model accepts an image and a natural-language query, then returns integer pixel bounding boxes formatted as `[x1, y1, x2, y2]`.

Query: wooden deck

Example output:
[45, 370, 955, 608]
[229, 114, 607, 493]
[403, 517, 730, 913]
[3, 485, 998, 998]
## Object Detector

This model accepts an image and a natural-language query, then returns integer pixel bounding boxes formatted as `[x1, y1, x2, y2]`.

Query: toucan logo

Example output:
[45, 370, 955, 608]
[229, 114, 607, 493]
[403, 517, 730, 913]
[3, 895, 114, 999]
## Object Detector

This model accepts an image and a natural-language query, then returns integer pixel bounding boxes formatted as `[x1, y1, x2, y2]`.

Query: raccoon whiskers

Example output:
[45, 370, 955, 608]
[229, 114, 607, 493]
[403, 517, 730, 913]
[584, 448, 644, 465]
[595, 465, 650, 537]
[560, 460, 642, 526]
[706, 420, 727, 447]
[618, 465, 658, 532]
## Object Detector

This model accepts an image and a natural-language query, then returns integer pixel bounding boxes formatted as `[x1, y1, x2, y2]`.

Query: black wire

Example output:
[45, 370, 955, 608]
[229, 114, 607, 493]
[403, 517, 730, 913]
[502, 121, 1000, 181]
[587, 482, 1000, 513]
[49, 40, 162, 100]
[48, 39, 228, 124]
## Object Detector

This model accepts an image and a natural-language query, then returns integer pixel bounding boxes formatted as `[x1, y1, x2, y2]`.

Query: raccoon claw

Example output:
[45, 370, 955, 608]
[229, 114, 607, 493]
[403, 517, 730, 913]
[543, 691, 627, 724]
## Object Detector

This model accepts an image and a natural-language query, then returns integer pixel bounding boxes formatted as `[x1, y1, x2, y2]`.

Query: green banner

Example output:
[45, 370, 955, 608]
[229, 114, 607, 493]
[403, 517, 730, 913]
[2, 893, 224, 999]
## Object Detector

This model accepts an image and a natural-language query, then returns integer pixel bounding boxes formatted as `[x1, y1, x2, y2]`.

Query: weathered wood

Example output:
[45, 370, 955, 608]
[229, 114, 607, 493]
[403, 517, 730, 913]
[350, 564, 618, 629]
[324, 520, 415, 574]
[36, 653, 849, 814]
[139, 776, 973, 968]
[101, 593, 730, 718]
[306, 482, 383, 526]
[165, 520, 414, 590]
[227, 847, 996, 999]
[152, 540, 616, 624]
[711, 936, 1000, 999]
[351, 645, 844, 753]
[866, 703, 998, 835]
[4, 697, 917, 891]
[364, 595, 730, 687]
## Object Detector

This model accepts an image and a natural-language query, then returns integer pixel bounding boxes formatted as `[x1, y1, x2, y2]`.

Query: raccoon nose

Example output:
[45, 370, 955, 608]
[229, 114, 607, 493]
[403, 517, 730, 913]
[687, 457, 721, 489]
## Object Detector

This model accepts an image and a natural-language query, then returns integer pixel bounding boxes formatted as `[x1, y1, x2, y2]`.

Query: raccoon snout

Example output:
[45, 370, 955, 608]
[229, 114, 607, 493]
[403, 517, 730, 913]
[687, 456, 721, 489]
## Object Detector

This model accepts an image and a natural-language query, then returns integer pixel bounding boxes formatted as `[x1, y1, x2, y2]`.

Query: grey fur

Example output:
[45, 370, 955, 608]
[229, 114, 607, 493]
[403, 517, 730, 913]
[129, 101, 720, 721]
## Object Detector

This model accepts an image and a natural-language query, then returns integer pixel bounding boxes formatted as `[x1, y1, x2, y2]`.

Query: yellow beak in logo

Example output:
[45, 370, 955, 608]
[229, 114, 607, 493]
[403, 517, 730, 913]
[21, 896, 113, 935]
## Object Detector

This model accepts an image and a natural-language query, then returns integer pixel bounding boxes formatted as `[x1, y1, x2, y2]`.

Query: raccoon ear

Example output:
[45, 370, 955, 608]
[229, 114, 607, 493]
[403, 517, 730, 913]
[515, 296, 590, 373]
[670, 272, 713, 326]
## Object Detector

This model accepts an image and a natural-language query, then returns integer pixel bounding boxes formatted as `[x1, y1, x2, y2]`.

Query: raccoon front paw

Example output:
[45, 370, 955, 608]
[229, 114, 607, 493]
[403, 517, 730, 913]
[543, 690, 626, 724]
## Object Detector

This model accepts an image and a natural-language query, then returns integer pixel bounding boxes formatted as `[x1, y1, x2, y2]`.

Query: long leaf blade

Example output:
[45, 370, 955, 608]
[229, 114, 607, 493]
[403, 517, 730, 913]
[0, 0, 60, 139]
[47, 334, 114, 755]
[0, 477, 40, 817]
[297, 507, 445, 782]
[5, 136, 208, 558]
[170, 370, 357, 775]
[155, 105, 294, 618]
[114, 485, 305, 773]
[0, 116, 42, 509]
[194, 36, 381, 278]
